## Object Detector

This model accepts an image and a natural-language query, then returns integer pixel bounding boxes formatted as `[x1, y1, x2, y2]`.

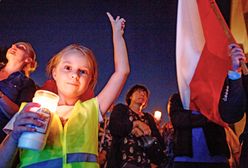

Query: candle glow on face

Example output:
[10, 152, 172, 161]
[154, 110, 162, 121]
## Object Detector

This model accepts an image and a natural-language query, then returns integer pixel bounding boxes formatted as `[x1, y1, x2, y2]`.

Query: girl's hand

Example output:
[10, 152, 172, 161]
[106, 12, 126, 35]
[11, 103, 46, 142]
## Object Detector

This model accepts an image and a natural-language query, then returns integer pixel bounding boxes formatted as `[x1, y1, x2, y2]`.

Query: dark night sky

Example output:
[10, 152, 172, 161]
[0, 0, 230, 122]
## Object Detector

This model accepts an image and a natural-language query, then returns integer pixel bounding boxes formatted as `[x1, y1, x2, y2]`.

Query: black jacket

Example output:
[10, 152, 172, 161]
[219, 77, 247, 140]
[168, 93, 230, 158]
[108, 103, 166, 168]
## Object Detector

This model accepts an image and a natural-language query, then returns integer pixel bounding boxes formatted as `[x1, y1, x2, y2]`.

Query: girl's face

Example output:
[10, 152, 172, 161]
[52, 51, 92, 99]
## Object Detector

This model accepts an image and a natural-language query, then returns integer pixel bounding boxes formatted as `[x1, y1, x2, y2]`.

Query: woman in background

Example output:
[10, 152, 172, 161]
[0, 42, 37, 142]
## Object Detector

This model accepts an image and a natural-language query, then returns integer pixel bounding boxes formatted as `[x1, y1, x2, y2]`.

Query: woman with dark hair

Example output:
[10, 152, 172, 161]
[108, 84, 166, 168]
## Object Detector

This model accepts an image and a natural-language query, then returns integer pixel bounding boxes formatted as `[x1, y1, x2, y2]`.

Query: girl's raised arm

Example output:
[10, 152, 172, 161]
[97, 12, 130, 115]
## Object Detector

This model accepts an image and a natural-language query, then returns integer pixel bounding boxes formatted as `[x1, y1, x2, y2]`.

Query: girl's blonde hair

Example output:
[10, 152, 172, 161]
[46, 44, 98, 90]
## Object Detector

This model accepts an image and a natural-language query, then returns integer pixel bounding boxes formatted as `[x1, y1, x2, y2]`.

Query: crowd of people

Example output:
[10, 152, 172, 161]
[0, 12, 247, 168]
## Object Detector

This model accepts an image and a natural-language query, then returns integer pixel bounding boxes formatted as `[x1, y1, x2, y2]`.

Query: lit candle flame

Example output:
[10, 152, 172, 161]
[154, 110, 162, 121]
[32, 90, 59, 113]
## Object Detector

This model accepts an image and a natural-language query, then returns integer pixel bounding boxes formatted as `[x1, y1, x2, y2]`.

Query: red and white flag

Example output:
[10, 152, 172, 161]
[176, 0, 232, 126]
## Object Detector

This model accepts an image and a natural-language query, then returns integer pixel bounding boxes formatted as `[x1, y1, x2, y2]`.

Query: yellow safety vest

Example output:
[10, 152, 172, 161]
[19, 98, 99, 168]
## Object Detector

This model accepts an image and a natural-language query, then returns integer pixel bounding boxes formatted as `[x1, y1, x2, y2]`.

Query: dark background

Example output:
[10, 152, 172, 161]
[0, 0, 230, 122]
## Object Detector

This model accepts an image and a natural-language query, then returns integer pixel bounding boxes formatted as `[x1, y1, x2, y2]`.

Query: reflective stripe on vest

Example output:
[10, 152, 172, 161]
[23, 158, 62, 168]
[67, 153, 97, 163]
[22, 153, 97, 168]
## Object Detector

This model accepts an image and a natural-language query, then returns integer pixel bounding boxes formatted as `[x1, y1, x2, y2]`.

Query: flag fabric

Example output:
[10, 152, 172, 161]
[176, 0, 232, 126]
[242, 0, 248, 13]
[231, 0, 248, 53]
[230, 0, 248, 136]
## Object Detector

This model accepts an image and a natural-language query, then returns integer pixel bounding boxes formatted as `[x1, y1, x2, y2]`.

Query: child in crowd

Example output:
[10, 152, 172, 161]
[0, 12, 129, 168]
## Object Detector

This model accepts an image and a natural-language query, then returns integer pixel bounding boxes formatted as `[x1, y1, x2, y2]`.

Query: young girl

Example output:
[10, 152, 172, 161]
[0, 12, 129, 168]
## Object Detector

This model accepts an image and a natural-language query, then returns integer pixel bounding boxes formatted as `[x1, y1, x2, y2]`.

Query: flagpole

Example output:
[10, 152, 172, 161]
[210, 0, 248, 75]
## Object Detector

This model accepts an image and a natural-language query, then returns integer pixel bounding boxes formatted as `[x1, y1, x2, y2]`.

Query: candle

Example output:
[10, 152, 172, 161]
[32, 90, 59, 113]
[154, 110, 162, 121]
[18, 90, 59, 150]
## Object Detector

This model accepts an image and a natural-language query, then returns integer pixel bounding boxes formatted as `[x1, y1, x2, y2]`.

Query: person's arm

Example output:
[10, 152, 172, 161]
[0, 90, 19, 116]
[0, 103, 46, 167]
[109, 104, 133, 137]
[0, 133, 19, 168]
[132, 120, 152, 137]
[168, 93, 207, 129]
[110, 104, 151, 138]
[147, 113, 164, 146]
[219, 78, 246, 123]
[219, 43, 247, 123]
[146, 113, 167, 166]
[97, 12, 130, 115]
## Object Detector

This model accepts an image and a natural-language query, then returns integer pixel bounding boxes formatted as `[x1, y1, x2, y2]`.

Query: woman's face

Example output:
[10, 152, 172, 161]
[52, 51, 92, 99]
[130, 89, 148, 107]
[6, 42, 30, 63]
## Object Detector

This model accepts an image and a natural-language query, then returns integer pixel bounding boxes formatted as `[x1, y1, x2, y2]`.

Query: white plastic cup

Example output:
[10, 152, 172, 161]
[18, 90, 59, 150]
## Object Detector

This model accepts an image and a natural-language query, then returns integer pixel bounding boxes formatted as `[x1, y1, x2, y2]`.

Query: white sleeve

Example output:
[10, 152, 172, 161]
[3, 102, 28, 134]
[3, 113, 18, 134]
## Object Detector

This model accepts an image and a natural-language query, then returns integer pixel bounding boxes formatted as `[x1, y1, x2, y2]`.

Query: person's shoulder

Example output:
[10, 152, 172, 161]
[114, 103, 127, 109]
[144, 112, 154, 119]
[14, 71, 34, 82]
[143, 111, 151, 115]
[168, 92, 182, 103]
[10, 71, 36, 88]
[169, 93, 180, 99]
[113, 103, 129, 112]
[24, 76, 37, 88]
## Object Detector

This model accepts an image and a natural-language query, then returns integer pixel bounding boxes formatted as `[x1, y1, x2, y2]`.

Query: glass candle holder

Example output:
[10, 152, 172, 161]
[18, 90, 59, 150]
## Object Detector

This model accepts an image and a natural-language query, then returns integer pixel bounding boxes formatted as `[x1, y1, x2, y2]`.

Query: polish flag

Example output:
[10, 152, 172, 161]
[176, 0, 232, 126]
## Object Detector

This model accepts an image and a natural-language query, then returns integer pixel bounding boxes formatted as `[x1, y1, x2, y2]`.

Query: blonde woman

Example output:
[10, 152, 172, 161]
[0, 42, 37, 142]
